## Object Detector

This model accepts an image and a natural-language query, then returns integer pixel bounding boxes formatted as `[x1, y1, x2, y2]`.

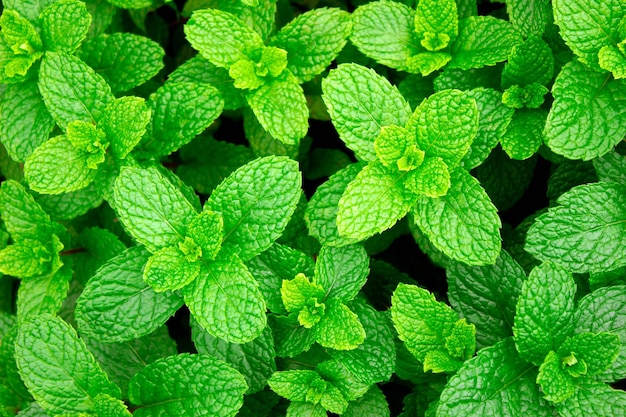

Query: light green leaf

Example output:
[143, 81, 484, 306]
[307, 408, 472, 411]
[556, 380, 626, 417]
[337, 160, 417, 241]
[16, 263, 71, 322]
[553, 0, 626, 71]
[141, 81, 223, 157]
[315, 244, 369, 303]
[315, 299, 365, 350]
[0, 80, 55, 162]
[525, 181, 626, 273]
[593, 150, 626, 184]
[507, 0, 551, 38]
[544, 60, 626, 161]
[38, 51, 113, 128]
[403, 156, 451, 197]
[0, 239, 58, 278]
[350, 1, 420, 70]
[75, 247, 183, 343]
[206, 156, 301, 261]
[187, 210, 223, 261]
[0, 180, 53, 241]
[24, 135, 97, 195]
[246, 79, 308, 145]
[79, 33, 165, 93]
[3, 0, 57, 23]
[286, 402, 326, 417]
[501, 36, 554, 88]
[599, 44, 626, 78]
[192, 319, 276, 394]
[513, 262, 576, 365]
[128, 353, 247, 417]
[271, 7, 352, 83]
[500, 109, 546, 160]
[0, 9, 41, 54]
[412, 167, 501, 266]
[267, 370, 321, 402]
[408, 89, 478, 168]
[558, 332, 621, 377]
[449, 16, 523, 69]
[281, 273, 325, 314]
[343, 385, 390, 417]
[93, 393, 132, 417]
[322, 63, 412, 161]
[113, 166, 197, 253]
[414, 0, 458, 50]
[182, 252, 266, 343]
[15, 314, 121, 416]
[185, 8, 264, 68]
[447, 250, 525, 348]
[437, 338, 553, 416]
[40, 0, 91, 54]
[101, 96, 151, 160]
[536, 350, 577, 403]
[144, 246, 201, 292]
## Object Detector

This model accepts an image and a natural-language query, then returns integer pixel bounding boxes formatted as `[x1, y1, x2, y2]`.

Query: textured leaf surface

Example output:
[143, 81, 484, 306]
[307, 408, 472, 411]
[76, 247, 183, 342]
[0, 80, 54, 162]
[414, 0, 458, 48]
[412, 167, 501, 265]
[437, 338, 552, 417]
[192, 319, 275, 394]
[501, 37, 554, 89]
[544, 61, 626, 161]
[38, 52, 113, 128]
[114, 166, 197, 253]
[447, 250, 525, 348]
[0, 180, 52, 241]
[315, 299, 365, 350]
[553, 0, 626, 70]
[305, 162, 365, 247]
[143, 246, 201, 292]
[322, 63, 411, 161]
[79, 33, 164, 92]
[15, 314, 120, 415]
[350, 1, 420, 70]
[525, 182, 626, 273]
[507, 0, 551, 38]
[500, 109, 546, 160]
[343, 386, 390, 417]
[557, 380, 626, 417]
[128, 353, 247, 417]
[182, 253, 266, 343]
[185, 8, 264, 68]
[271, 8, 352, 83]
[574, 286, 626, 382]
[206, 156, 301, 261]
[101, 96, 151, 160]
[16, 264, 71, 322]
[337, 161, 417, 241]
[315, 244, 369, 302]
[449, 16, 523, 69]
[513, 262, 576, 366]
[24, 135, 97, 195]
[246, 79, 308, 145]
[39, 0, 91, 54]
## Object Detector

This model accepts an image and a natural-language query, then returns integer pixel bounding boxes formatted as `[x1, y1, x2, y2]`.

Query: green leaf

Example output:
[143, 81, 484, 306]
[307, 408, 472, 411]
[544, 60, 626, 161]
[507, 0, 551, 38]
[114, 166, 198, 253]
[501, 37, 554, 89]
[525, 181, 626, 273]
[350, 1, 420, 70]
[315, 299, 365, 350]
[106, 0, 151, 9]
[556, 380, 626, 417]
[101, 96, 151, 160]
[24, 135, 97, 195]
[337, 160, 417, 241]
[93, 393, 131, 417]
[0, 238, 58, 278]
[246, 79, 308, 145]
[513, 262, 576, 365]
[500, 109, 546, 160]
[315, 244, 369, 303]
[0, 80, 55, 162]
[141, 81, 223, 157]
[3, 0, 57, 23]
[414, 0, 458, 50]
[187, 210, 223, 261]
[271, 7, 352, 83]
[286, 402, 326, 417]
[449, 16, 523, 70]
[558, 332, 621, 376]
[16, 263, 71, 321]
[269, 314, 316, 357]
[322, 63, 412, 161]
[437, 338, 553, 416]
[15, 314, 120, 415]
[75, 247, 183, 343]
[79, 33, 164, 93]
[553, 0, 626, 71]
[343, 385, 390, 417]
[206, 156, 301, 261]
[182, 252, 267, 343]
[267, 370, 321, 402]
[408, 89, 478, 168]
[128, 353, 247, 417]
[391, 283, 475, 370]
[447, 250, 525, 348]
[305, 162, 365, 247]
[143, 246, 201, 292]
[599, 44, 626, 78]
[38, 51, 113, 128]
[192, 319, 276, 394]
[0, 9, 42, 54]
[84, 326, 177, 398]
[536, 350, 577, 403]
[281, 273, 325, 314]
[185, 8, 264, 68]
[574, 285, 626, 382]
[403, 156, 451, 197]
[39, 0, 91, 54]
[0, 180, 53, 241]
[412, 167, 501, 266]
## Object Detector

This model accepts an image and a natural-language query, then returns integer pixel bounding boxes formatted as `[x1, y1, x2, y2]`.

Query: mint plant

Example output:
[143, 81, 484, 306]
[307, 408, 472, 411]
[1, 0, 626, 416]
